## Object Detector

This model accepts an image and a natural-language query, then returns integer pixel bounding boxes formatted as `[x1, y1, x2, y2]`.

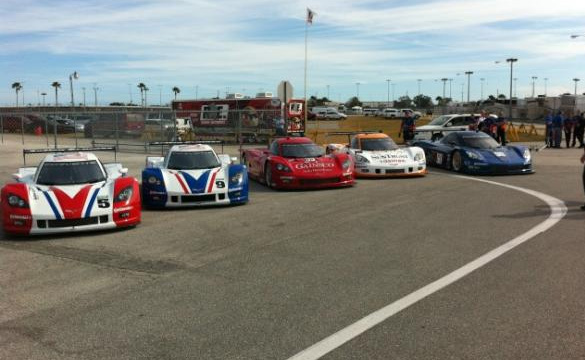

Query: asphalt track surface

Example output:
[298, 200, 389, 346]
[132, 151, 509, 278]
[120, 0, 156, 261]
[1, 134, 584, 359]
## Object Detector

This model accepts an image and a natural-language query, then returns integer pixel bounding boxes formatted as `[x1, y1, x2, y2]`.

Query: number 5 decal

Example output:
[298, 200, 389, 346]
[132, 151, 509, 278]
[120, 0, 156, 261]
[98, 199, 110, 208]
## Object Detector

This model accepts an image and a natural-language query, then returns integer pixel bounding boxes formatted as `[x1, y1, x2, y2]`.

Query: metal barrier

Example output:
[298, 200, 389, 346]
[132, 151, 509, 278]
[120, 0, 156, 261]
[0, 109, 294, 152]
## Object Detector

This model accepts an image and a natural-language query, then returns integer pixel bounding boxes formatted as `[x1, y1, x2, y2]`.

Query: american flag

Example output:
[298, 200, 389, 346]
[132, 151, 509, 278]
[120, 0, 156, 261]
[306, 8, 315, 25]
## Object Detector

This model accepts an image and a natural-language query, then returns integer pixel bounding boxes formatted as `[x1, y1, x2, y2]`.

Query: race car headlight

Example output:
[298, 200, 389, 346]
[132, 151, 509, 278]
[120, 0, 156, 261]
[114, 186, 133, 202]
[7, 194, 28, 208]
[342, 158, 352, 170]
[414, 152, 424, 162]
[523, 148, 531, 162]
[465, 150, 483, 160]
[275, 163, 291, 172]
[355, 155, 369, 163]
[147, 176, 160, 185]
[230, 172, 244, 185]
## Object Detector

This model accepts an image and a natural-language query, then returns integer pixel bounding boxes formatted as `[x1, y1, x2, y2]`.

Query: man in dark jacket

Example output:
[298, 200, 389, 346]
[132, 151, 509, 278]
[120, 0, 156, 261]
[574, 112, 585, 148]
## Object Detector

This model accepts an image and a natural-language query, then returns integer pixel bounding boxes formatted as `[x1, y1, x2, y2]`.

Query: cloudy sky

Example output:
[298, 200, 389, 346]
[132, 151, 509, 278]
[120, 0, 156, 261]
[1, 0, 585, 106]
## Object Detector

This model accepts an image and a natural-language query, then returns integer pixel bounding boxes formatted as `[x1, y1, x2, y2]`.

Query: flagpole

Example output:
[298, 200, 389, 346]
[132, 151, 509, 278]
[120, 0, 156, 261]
[304, 14, 310, 140]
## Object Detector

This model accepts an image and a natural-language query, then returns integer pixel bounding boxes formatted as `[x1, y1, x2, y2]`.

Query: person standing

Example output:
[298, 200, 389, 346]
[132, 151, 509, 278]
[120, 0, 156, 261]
[552, 111, 564, 148]
[399, 110, 416, 142]
[544, 110, 553, 147]
[496, 113, 508, 145]
[573, 112, 585, 148]
[564, 112, 576, 148]
[581, 147, 585, 211]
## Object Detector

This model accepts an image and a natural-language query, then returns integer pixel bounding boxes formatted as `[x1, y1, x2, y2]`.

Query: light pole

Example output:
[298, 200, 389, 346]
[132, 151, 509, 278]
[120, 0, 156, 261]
[92, 83, 99, 106]
[480, 78, 485, 101]
[531, 76, 537, 97]
[573, 78, 580, 95]
[355, 82, 360, 98]
[506, 58, 517, 119]
[449, 78, 453, 99]
[460, 83, 464, 103]
[69, 71, 79, 107]
[441, 78, 448, 99]
[465, 71, 473, 103]
[158, 84, 162, 106]
[386, 79, 391, 107]
[391, 83, 396, 102]
[513, 78, 518, 97]
[41, 92, 47, 106]
[82, 87, 86, 107]
[417, 79, 422, 95]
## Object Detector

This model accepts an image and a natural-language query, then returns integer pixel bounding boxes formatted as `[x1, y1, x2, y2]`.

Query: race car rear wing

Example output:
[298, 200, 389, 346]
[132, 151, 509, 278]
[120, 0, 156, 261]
[23, 146, 117, 165]
[148, 140, 224, 154]
[324, 130, 384, 142]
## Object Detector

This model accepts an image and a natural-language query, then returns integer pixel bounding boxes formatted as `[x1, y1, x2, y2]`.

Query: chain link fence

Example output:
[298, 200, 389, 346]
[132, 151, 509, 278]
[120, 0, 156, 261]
[0, 108, 295, 152]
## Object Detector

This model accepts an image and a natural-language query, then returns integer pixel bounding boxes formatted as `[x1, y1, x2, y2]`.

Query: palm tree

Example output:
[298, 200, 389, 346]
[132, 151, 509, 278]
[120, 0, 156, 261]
[51, 81, 61, 106]
[137, 83, 146, 106]
[11, 82, 22, 107]
[172, 86, 181, 100]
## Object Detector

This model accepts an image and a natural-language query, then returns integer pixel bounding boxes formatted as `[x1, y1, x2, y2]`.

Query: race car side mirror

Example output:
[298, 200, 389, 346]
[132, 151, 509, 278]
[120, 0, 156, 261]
[231, 157, 238, 163]
[12, 173, 22, 182]
[119, 168, 128, 176]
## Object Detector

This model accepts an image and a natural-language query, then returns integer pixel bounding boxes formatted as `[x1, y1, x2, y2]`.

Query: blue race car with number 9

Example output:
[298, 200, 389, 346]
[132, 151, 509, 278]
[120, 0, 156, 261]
[412, 131, 534, 175]
[141, 142, 248, 208]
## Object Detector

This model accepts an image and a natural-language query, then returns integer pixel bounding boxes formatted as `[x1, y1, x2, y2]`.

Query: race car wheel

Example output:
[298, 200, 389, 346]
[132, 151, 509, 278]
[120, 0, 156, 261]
[451, 151, 463, 172]
[264, 163, 273, 188]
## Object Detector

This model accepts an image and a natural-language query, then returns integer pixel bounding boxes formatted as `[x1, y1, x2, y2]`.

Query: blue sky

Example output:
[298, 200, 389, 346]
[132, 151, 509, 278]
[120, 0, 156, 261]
[2, 0, 585, 106]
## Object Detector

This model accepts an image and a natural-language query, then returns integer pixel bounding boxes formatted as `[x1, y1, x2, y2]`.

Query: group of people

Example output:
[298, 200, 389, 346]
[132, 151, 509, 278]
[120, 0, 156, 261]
[545, 110, 585, 148]
[473, 111, 508, 145]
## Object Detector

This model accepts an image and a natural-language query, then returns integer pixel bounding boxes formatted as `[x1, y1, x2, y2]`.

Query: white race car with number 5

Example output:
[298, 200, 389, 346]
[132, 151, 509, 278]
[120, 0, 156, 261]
[141, 142, 249, 208]
[1, 147, 141, 235]
[326, 132, 427, 177]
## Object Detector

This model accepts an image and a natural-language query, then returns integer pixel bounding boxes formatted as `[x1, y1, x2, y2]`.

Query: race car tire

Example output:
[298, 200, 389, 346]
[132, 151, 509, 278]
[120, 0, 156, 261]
[264, 162, 273, 188]
[451, 151, 463, 172]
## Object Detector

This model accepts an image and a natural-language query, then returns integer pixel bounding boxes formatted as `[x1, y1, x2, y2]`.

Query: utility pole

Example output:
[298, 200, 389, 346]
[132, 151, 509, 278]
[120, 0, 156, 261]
[93, 83, 99, 106]
[465, 71, 473, 103]
[573, 78, 580, 95]
[531, 76, 538, 97]
[506, 58, 517, 120]
[385, 79, 391, 107]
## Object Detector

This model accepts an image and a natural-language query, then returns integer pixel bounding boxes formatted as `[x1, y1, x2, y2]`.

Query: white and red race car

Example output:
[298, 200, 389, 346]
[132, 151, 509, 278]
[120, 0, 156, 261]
[1, 147, 141, 235]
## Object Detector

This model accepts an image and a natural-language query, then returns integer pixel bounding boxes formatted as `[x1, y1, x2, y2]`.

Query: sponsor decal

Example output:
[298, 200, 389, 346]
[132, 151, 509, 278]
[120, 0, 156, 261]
[294, 162, 335, 170]
[53, 153, 89, 161]
[435, 152, 444, 164]
[114, 206, 133, 213]
[493, 151, 506, 157]
[10, 214, 32, 220]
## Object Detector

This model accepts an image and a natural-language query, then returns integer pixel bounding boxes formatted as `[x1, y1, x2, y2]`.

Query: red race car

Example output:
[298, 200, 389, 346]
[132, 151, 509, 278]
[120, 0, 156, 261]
[240, 137, 355, 189]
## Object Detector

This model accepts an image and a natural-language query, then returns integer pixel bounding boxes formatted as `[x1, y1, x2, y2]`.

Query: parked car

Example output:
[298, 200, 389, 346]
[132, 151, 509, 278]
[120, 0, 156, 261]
[84, 112, 145, 138]
[326, 132, 426, 177]
[363, 108, 378, 116]
[413, 114, 480, 141]
[2, 148, 141, 235]
[142, 142, 248, 208]
[413, 131, 534, 175]
[240, 136, 354, 189]
[382, 108, 401, 118]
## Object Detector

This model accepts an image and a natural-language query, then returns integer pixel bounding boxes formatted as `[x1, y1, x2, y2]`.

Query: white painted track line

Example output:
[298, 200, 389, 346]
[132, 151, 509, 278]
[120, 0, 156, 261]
[286, 175, 567, 360]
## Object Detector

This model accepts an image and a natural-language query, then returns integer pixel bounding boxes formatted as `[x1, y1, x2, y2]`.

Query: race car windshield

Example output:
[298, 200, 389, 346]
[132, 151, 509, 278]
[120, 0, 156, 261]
[167, 151, 220, 170]
[36, 160, 106, 185]
[360, 138, 398, 151]
[462, 136, 500, 149]
[428, 115, 451, 126]
[281, 143, 325, 158]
